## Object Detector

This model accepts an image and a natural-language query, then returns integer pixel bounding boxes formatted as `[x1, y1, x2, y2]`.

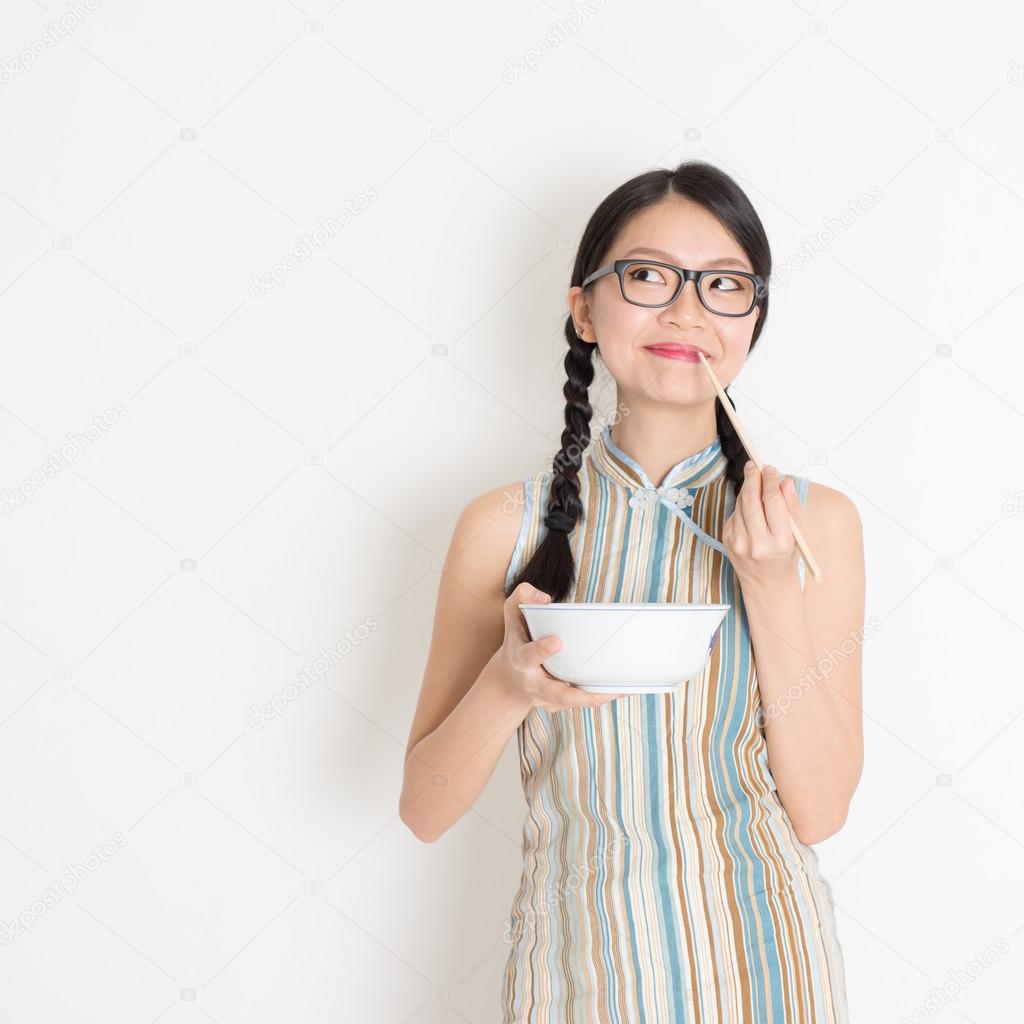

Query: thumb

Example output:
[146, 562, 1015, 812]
[524, 634, 561, 668]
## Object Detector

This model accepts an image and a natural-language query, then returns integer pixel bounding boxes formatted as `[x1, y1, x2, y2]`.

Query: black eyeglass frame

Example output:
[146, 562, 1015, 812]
[581, 259, 768, 317]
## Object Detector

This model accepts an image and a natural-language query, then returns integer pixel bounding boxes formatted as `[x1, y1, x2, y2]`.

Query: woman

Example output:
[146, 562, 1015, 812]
[400, 160, 864, 1022]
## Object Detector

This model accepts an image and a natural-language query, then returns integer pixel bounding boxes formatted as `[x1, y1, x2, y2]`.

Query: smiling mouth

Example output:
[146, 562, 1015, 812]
[643, 343, 713, 361]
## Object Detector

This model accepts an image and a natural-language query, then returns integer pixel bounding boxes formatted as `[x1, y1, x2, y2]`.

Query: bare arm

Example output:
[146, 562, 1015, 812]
[400, 482, 620, 843]
[401, 648, 532, 843]
[400, 484, 524, 842]
[738, 477, 866, 844]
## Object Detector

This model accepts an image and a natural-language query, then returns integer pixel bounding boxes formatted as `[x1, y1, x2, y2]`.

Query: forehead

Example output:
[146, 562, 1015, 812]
[612, 199, 748, 267]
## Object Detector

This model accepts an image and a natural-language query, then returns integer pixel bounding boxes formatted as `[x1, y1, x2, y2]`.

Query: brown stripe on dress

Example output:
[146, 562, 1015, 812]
[664, 695, 703, 1015]
[574, 705, 604, 1024]
[520, 707, 547, 1013]
[665, 511, 682, 601]
[704, 526, 756, 1014]
[598, 704, 635, 1023]
[573, 459, 599, 599]
[546, 715, 576, 1018]
[581, 709, 607, 1019]
[679, 657, 726, 1018]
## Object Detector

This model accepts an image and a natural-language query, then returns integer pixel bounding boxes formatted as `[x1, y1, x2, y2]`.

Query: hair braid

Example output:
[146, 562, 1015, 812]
[504, 320, 595, 603]
[714, 388, 751, 493]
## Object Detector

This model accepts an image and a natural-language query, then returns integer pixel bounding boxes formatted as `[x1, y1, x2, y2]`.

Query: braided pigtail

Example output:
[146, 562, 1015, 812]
[504, 320, 595, 603]
[715, 387, 752, 494]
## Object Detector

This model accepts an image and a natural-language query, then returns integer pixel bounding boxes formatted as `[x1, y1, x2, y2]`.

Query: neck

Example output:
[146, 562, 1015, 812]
[609, 402, 718, 489]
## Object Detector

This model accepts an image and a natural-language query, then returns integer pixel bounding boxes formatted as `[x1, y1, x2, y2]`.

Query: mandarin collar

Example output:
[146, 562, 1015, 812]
[590, 424, 728, 492]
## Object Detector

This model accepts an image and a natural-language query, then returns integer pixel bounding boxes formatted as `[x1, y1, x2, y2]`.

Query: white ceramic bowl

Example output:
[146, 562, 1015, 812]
[519, 602, 731, 694]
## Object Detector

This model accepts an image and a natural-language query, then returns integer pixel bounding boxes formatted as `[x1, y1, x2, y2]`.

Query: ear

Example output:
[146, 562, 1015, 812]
[567, 287, 594, 340]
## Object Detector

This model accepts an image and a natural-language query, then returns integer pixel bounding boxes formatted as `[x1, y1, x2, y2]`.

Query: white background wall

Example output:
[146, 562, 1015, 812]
[1, 0, 1021, 1021]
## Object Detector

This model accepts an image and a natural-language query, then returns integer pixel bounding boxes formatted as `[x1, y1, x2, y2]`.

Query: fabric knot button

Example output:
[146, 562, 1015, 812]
[628, 489, 656, 510]
[661, 486, 695, 510]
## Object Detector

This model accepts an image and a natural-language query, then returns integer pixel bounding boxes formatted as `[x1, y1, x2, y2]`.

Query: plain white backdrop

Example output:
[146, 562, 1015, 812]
[1, 0, 1022, 1020]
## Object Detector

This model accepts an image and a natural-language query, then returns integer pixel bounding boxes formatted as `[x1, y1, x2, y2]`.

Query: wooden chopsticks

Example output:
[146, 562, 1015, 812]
[697, 352, 823, 584]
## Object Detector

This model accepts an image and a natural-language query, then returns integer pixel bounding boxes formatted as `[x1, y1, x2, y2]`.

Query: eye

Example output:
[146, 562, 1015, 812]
[705, 274, 743, 291]
[627, 265, 668, 285]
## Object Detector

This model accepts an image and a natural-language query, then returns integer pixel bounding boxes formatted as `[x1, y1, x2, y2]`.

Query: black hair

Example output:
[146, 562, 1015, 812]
[505, 159, 771, 603]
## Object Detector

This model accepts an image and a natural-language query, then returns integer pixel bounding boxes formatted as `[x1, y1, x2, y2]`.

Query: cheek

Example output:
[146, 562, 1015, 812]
[715, 325, 754, 372]
[600, 301, 650, 337]
[593, 306, 655, 361]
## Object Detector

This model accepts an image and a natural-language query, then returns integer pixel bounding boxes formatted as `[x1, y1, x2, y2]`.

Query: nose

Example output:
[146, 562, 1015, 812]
[659, 277, 706, 325]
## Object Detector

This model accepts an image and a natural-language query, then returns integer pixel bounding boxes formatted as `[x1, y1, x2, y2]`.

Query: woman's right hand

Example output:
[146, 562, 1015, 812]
[497, 583, 624, 711]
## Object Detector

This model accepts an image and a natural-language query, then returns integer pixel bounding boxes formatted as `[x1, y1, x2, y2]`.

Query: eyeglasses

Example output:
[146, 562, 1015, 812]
[581, 258, 768, 317]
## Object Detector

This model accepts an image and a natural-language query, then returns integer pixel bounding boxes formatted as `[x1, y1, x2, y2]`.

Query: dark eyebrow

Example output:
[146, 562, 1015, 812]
[623, 247, 752, 272]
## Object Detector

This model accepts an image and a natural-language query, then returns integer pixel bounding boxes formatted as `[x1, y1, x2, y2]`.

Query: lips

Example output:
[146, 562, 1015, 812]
[643, 343, 713, 361]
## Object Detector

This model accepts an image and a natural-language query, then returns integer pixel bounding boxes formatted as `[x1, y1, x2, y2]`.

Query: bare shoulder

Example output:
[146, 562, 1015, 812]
[449, 480, 528, 593]
[798, 480, 864, 588]
[802, 481, 862, 540]
[792, 481, 865, 769]
[403, 480, 527, 759]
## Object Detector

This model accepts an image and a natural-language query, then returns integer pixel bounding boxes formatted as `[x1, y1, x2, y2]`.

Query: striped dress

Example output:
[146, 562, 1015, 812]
[499, 424, 848, 1023]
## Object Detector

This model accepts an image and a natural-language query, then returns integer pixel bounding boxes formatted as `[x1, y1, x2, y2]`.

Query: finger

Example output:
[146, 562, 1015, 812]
[530, 660, 619, 706]
[507, 581, 550, 612]
[550, 682, 621, 709]
[782, 476, 803, 523]
[761, 465, 793, 541]
[731, 495, 749, 552]
[505, 582, 550, 642]
[517, 633, 563, 671]
[739, 460, 770, 544]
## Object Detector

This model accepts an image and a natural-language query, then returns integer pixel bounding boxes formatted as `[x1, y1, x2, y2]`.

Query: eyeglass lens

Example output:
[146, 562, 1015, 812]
[622, 262, 756, 314]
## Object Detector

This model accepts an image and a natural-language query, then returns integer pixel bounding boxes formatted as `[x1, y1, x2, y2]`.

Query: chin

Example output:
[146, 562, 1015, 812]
[641, 371, 704, 388]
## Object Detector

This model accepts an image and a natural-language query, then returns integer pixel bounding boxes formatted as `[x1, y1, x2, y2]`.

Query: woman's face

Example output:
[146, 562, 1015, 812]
[568, 197, 761, 407]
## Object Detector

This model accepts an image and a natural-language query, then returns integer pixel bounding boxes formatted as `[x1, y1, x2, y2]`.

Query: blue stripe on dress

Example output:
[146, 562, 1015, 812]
[500, 434, 847, 1022]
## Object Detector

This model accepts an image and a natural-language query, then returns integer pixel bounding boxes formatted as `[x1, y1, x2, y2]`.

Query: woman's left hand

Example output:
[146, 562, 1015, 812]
[723, 460, 804, 591]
